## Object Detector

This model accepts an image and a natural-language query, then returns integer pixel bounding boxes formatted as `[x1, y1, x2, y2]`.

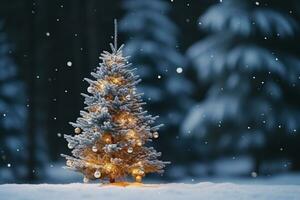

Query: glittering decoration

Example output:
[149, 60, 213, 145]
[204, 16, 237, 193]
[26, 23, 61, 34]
[74, 127, 81, 134]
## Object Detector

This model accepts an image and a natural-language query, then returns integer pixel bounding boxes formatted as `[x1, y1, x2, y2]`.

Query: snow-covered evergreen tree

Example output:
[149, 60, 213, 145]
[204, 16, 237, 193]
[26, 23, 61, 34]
[62, 21, 169, 183]
[0, 22, 27, 182]
[120, 0, 193, 151]
[182, 0, 300, 174]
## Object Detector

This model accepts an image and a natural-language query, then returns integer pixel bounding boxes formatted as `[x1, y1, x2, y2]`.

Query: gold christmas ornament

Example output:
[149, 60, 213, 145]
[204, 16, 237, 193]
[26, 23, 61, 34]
[68, 143, 74, 149]
[74, 127, 81, 134]
[94, 170, 101, 178]
[87, 86, 93, 93]
[83, 176, 89, 183]
[66, 160, 72, 166]
[127, 147, 133, 153]
[153, 132, 159, 138]
[92, 146, 98, 152]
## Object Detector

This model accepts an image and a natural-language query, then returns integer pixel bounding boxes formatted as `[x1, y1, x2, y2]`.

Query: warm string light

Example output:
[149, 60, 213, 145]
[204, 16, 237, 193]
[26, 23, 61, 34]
[102, 133, 113, 144]
[131, 168, 144, 183]
[126, 129, 144, 147]
[114, 112, 137, 126]
[126, 130, 137, 139]
[136, 140, 143, 146]
[107, 76, 124, 85]
[103, 163, 115, 173]
[94, 80, 106, 92]
[91, 76, 125, 93]
[135, 175, 142, 183]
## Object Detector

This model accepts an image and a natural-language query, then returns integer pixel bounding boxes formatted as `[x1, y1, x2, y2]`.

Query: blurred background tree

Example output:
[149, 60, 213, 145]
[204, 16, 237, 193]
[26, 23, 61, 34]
[0, 22, 27, 182]
[120, 0, 193, 168]
[182, 0, 300, 176]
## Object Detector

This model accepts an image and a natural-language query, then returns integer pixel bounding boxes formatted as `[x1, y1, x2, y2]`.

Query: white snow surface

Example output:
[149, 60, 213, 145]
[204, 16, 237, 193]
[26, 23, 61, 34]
[1, 182, 300, 200]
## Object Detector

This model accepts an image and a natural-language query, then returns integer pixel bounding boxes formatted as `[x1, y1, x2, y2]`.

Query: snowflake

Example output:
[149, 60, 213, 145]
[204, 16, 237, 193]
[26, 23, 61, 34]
[176, 67, 183, 74]
[67, 61, 72, 67]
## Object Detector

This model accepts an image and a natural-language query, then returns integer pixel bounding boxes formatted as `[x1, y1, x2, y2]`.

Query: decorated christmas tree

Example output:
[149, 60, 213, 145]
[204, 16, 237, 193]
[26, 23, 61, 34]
[61, 20, 169, 183]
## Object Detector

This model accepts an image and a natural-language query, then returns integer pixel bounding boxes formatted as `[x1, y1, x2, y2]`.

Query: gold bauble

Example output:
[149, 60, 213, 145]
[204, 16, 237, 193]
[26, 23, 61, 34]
[66, 160, 72, 166]
[94, 170, 101, 178]
[127, 147, 133, 153]
[153, 132, 159, 138]
[83, 176, 89, 183]
[92, 145, 98, 152]
[74, 127, 81, 134]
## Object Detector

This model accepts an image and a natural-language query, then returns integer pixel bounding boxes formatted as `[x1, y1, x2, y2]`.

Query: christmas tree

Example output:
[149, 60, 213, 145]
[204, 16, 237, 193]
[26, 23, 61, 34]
[61, 20, 169, 183]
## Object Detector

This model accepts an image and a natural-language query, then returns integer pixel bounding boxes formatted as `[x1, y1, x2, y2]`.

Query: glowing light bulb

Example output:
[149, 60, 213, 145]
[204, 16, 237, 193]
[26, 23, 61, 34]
[102, 134, 112, 144]
[135, 175, 142, 183]
[104, 163, 114, 172]
[132, 168, 144, 176]
[136, 140, 142, 146]
[126, 130, 136, 139]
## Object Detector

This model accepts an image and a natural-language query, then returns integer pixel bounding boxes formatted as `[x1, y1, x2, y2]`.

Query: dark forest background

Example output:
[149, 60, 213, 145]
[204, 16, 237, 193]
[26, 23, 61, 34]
[0, 0, 299, 183]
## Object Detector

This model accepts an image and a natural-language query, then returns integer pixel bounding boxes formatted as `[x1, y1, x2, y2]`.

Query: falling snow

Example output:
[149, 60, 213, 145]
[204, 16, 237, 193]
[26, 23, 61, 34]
[67, 61, 72, 67]
[176, 67, 183, 73]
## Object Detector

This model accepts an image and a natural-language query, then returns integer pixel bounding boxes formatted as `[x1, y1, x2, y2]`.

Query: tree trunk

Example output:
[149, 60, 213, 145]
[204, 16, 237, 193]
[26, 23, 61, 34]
[109, 178, 115, 183]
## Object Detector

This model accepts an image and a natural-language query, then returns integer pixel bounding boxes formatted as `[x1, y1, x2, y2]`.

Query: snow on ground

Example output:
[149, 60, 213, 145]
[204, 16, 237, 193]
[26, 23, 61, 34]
[1, 182, 300, 200]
